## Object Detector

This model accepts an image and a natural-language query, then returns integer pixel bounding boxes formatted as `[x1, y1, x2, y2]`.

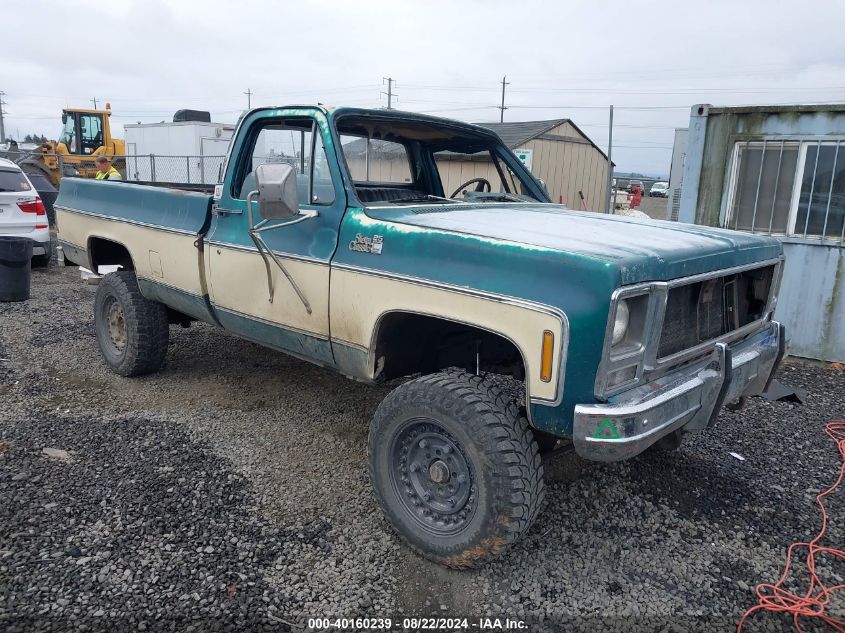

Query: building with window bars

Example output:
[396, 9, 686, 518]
[677, 103, 845, 362]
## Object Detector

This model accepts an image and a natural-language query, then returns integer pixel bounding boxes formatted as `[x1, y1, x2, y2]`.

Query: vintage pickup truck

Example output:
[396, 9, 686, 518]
[55, 106, 785, 568]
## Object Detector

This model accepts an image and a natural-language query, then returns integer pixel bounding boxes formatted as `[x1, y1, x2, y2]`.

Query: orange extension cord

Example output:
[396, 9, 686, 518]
[738, 420, 845, 632]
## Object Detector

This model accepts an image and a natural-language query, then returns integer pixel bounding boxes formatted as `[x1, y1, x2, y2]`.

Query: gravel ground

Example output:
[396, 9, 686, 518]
[636, 196, 669, 220]
[1, 261, 844, 632]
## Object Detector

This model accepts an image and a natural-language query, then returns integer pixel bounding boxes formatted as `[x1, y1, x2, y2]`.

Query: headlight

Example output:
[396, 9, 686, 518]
[611, 299, 629, 346]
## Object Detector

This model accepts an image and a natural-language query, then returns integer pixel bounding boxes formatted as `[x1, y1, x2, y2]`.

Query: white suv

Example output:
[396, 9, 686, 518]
[0, 157, 52, 266]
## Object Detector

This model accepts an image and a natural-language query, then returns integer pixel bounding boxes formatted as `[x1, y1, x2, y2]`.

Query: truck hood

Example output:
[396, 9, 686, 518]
[365, 203, 782, 284]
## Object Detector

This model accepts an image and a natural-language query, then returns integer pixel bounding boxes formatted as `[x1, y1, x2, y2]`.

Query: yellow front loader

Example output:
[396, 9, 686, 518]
[19, 104, 125, 213]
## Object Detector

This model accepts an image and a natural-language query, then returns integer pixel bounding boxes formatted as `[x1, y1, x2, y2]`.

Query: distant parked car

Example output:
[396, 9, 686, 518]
[0, 157, 52, 266]
[649, 181, 669, 198]
[627, 179, 644, 193]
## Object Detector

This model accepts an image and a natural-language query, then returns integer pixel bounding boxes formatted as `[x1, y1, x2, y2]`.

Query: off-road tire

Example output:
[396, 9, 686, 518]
[94, 271, 169, 376]
[368, 370, 545, 569]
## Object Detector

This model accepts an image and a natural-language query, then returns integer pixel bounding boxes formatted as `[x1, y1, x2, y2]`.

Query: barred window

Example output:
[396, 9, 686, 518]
[727, 140, 845, 241]
[727, 141, 798, 234]
[795, 142, 845, 239]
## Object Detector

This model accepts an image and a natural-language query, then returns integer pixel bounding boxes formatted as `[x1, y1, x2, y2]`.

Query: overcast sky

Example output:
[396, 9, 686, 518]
[3, 0, 845, 175]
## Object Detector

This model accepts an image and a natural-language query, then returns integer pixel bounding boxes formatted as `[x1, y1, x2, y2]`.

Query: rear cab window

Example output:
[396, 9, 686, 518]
[340, 137, 413, 184]
[0, 169, 32, 193]
[339, 136, 419, 206]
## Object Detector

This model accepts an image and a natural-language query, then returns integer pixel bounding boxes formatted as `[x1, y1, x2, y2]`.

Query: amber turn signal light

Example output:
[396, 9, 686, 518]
[540, 330, 554, 383]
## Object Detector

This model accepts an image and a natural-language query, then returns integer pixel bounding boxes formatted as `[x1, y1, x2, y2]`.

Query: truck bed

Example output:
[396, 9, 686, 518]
[56, 177, 213, 235]
[55, 177, 215, 322]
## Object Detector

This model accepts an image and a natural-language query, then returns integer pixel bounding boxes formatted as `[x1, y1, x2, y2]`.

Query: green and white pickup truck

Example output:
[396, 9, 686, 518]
[55, 105, 785, 568]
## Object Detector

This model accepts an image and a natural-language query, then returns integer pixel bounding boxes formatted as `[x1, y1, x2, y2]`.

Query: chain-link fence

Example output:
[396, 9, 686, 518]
[123, 154, 226, 185]
[0, 149, 40, 166]
[0, 149, 226, 186]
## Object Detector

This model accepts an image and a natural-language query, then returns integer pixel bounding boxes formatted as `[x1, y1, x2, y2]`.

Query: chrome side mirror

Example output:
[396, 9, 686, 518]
[255, 163, 298, 221]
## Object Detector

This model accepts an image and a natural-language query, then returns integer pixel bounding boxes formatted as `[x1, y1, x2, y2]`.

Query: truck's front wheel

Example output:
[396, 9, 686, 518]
[368, 371, 545, 568]
[94, 271, 169, 376]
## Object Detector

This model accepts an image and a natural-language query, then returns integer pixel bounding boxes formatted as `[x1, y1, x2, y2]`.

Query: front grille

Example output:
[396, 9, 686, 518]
[657, 264, 775, 359]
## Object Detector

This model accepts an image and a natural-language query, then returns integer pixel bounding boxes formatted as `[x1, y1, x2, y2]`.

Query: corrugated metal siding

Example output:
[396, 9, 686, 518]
[774, 242, 845, 362]
[520, 123, 608, 210]
[436, 160, 502, 198]
[346, 156, 413, 184]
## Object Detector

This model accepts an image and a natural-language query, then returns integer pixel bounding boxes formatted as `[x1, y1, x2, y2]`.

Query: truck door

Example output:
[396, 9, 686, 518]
[205, 109, 346, 366]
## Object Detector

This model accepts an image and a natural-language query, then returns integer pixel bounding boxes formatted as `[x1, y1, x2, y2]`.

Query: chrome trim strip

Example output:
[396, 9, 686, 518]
[331, 338, 370, 353]
[665, 257, 783, 288]
[205, 239, 326, 265]
[57, 238, 86, 252]
[54, 205, 199, 237]
[332, 262, 570, 408]
[331, 262, 568, 322]
[136, 276, 203, 298]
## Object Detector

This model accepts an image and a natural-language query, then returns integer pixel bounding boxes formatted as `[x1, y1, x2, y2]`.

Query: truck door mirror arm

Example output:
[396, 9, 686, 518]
[245, 163, 318, 313]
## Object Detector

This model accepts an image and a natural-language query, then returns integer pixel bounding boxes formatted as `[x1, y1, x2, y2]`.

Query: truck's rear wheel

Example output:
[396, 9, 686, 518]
[94, 271, 169, 376]
[368, 371, 545, 568]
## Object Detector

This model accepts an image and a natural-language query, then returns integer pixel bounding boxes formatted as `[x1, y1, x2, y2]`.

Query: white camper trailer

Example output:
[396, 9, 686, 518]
[124, 112, 234, 185]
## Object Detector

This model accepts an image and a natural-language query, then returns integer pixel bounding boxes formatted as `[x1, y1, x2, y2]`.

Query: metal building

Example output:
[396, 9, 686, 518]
[678, 103, 845, 362]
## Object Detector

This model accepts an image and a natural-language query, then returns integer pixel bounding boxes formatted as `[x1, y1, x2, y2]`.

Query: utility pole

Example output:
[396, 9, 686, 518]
[0, 91, 7, 144]
[498, 75, 509, 122]
[605, 105, 614, 214]
[382, 77, 396, 109]
[91, 97, 98, 110]
[244, 88, 252, 109]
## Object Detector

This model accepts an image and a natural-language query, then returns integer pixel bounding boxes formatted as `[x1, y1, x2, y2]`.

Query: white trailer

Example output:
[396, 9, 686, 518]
[124, 121, 234, 185]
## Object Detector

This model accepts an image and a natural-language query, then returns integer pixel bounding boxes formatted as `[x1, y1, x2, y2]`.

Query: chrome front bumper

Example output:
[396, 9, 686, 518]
[573, 321, 785, 462]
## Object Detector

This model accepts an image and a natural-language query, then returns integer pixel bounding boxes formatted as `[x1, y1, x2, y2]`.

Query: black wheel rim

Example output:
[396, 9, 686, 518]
[390, 418, 476, 536]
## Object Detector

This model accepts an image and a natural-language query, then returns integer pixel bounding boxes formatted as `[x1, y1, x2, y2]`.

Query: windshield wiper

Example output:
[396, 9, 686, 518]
[387, 195, 467, 205]
[474, 193, 527, 203]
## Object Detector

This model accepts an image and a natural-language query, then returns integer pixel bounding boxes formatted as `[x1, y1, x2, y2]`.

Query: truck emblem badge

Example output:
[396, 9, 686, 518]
[349, 233, 383, 255]
[592, 418, 621, 440]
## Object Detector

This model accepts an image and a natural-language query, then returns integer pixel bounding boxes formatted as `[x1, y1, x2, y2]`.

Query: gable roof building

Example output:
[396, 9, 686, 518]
[454, 118, 611, 210]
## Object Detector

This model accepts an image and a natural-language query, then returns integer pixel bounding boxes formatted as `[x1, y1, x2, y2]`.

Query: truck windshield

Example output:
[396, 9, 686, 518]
[335, 115, 544, 206]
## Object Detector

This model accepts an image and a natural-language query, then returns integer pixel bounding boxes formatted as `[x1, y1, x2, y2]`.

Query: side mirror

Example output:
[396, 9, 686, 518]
[255, 163, 299, 221]
[61, 113, 68, 124]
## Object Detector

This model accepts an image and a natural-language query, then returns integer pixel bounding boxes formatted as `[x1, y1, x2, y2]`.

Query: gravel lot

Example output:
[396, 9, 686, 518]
[1, 261, 844, 632]
[637, 196, 669, 220]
